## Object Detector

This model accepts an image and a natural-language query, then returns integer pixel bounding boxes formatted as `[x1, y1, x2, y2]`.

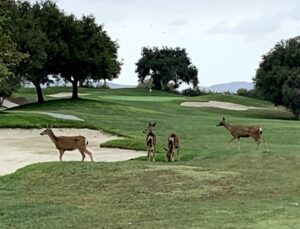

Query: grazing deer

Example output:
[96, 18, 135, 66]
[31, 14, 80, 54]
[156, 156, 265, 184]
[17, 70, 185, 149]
[216, 117, 268, 151]
[40, 126, 94, 161]
[143, 122, 157, 161]
[164, 133, 180, 162]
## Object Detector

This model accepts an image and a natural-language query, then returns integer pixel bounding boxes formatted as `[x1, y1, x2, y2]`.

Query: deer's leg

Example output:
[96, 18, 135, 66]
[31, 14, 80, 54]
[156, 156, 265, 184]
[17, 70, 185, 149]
[150, 145, 155, 161]
[59, 149, 64, 161]
[228, 137, 236, 143]
[253, 137, 260, 150]
[147, 148, 151, 161]
[79, 149, 86, 161]
[227, 137, 236, 149]
[84, 148, 94, 162]
[176, 146, 180, 161]
[260, 137, 269, 151]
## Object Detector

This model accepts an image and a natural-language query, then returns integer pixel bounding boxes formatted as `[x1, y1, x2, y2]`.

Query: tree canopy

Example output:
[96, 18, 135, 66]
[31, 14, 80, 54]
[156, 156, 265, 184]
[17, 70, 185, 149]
[0, 0, 26, 84]
[135, 47, 199, 91]
[57, 14, 121, 99]
[6, 0, 121, 102]
[253, 36, 300, 118]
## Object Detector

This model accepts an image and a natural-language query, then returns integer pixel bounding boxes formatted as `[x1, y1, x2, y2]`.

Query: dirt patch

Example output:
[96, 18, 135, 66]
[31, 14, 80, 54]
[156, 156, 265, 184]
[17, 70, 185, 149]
[0, 128, 145, 176]
[181, 101, 263, 111]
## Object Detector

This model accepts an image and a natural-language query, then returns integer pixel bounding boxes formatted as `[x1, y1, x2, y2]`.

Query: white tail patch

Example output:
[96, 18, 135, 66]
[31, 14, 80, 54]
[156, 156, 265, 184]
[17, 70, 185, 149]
[259, 128, 263, 134]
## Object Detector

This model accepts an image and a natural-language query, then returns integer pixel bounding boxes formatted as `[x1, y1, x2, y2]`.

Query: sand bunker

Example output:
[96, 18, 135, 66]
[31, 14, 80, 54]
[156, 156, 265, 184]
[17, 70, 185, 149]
[36, 112, 84, 121]
[181, 101, 263, 111]
[2, 99, 19, 109]
[47, 92, 89, 98]
[0, 128, 145, 176]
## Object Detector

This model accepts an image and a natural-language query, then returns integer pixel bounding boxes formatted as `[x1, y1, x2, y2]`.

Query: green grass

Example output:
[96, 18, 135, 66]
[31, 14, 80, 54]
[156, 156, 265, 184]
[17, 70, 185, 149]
[0, 87, 299, 228]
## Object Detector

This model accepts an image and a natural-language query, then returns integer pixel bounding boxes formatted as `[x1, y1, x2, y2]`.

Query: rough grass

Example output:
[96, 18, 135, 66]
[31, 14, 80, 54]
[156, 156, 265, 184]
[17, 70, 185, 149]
[0, 87, 299, 228]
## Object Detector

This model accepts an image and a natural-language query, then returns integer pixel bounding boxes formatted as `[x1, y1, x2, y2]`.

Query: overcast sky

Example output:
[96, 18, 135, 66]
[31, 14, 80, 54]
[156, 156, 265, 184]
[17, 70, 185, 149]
[42, 0, 300, 86]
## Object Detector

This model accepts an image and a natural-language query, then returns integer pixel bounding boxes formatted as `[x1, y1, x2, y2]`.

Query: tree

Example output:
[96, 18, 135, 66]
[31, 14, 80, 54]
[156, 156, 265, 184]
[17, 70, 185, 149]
[253, 36, 300, 117]
[57, 15, 121, 99]
[282, 71, 300, 118]
[136, 47, 199, 90]
[0, 0, 26, 84]
[11, 0, 49, 103]
[0, 74, 20, 107]
[10, 0, 121, 101]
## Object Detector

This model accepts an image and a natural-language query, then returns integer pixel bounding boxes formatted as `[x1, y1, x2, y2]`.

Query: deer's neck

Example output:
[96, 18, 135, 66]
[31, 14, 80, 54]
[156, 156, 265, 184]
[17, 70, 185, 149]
[48, 130, 57, 144]
[223, 122, 232, 132]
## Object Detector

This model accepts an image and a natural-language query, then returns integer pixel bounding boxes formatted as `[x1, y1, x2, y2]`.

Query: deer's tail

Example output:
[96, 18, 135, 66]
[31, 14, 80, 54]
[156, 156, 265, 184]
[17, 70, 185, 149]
[86, 140, 89, 146]
[259, 128, 263, 135]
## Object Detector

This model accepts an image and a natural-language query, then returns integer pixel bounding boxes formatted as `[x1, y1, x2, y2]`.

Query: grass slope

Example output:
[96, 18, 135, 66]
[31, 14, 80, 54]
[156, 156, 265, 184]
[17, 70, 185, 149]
[0, 87, 299, 228]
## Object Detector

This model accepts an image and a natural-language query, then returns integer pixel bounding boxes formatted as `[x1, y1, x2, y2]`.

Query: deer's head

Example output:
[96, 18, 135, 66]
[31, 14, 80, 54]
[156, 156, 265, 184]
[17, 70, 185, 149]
[40, 125, 52, 136]
[216, 117, 226, 127]
[143, 122, 156, 134]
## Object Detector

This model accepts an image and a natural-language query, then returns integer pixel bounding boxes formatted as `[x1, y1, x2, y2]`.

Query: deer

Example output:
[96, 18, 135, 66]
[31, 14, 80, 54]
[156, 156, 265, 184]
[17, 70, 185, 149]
[40, 126, 94, 162]
[216, 117, 268, 151]
[164, 133, 180, 162]
[143, 122, 157, 161]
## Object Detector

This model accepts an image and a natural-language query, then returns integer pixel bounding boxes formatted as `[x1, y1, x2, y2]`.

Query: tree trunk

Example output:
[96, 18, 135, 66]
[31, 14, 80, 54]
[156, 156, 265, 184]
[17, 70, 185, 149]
[72, 76, 79, 99]
[0, 97, 4, 107]
[33, 81, 44, 103]
[160, 79, 165, 91]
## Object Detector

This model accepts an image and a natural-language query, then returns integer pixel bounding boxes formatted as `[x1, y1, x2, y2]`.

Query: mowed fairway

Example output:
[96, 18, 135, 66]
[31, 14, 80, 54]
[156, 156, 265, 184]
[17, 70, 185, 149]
[0, 87, 299, 228]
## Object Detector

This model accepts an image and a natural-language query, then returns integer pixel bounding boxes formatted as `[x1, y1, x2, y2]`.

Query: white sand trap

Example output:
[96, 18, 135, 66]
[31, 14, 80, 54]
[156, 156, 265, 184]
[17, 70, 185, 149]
[0, 128, 145, 176]
[2, 99, 19, 109]
[181, 101, 263, 111]
[47, 92, 90, 98]
[36, 112, 84, 121]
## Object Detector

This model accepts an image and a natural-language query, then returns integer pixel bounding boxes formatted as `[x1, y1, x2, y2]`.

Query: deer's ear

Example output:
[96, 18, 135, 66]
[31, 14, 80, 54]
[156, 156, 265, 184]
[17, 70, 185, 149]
[152, 122, 156, 127]
[222, 117, 225, 121]
[163, 147, 168, 151]
[148, 122, 151, 127]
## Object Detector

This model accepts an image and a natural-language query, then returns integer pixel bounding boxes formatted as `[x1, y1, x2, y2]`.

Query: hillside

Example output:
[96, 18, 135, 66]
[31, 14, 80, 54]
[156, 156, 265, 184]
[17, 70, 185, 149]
[0, 87, 299, 228]
[203, 81, 254, 93]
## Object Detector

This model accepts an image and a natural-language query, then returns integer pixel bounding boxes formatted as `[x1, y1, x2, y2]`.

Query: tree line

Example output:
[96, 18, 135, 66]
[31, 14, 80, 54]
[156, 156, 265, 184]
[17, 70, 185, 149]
[1, 0, 122, 104]
[1, 0, 300, 118]
[0, 0, 200, 106]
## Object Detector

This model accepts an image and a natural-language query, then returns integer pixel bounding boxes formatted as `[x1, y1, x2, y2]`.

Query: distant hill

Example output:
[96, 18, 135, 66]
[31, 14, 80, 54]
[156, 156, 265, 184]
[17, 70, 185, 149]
[106, 82, 136, 89]
[203, 81, 254, 93]
[23, 80, 137, 89]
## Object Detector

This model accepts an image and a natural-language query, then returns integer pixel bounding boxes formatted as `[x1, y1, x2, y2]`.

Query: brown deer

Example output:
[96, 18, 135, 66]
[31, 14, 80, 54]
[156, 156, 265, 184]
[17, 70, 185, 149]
[164, 133, 180, 162]
[143, 122, 156, 161]
[216, 117, 268, 151]
[40, 126, 94, 161]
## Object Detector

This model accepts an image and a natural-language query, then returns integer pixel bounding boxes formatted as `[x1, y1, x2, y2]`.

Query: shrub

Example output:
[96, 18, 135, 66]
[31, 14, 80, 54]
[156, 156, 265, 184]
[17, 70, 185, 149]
[181, 87, 209, 96]
[237, 88, 248, 96]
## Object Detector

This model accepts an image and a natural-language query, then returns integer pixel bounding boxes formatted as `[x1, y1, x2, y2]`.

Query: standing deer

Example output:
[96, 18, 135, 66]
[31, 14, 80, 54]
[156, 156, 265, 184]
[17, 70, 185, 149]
[40, 126, 94, 161]
[143, 122, 157, 161]
[164, 133, 180, 162]
[216, 117, 268, 151]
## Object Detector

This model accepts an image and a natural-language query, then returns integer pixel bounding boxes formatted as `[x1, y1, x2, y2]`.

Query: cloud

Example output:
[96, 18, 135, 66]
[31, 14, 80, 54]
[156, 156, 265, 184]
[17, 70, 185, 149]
[207, 16, 282, 36]
[207, 5, 300, 37]
[168, 18, 189, 26]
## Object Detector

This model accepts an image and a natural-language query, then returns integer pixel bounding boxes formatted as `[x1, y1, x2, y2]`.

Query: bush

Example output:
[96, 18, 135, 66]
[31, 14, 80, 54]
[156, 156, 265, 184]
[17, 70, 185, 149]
[181, 87, 209, 96]
[237, 88, 248, 96]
